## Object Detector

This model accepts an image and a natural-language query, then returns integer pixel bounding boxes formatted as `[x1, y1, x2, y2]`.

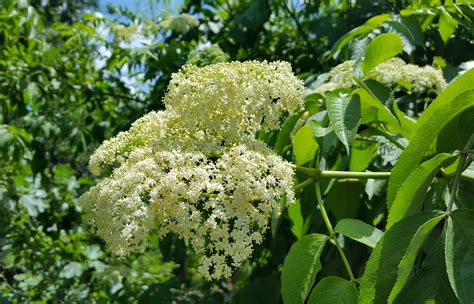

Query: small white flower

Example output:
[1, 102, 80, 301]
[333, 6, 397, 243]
[314, 58, 446, 94]
[80, 61, 299, 280]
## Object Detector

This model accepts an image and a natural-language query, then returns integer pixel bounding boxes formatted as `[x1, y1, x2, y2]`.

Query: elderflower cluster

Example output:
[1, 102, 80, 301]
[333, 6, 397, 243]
[314, 58, 446, 94]
[164, 61, 305, 144]
[80, 61, 303, 280]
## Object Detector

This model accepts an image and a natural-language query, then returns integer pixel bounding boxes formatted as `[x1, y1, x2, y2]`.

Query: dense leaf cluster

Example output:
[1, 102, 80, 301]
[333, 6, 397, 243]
[1, 0, 473, 303]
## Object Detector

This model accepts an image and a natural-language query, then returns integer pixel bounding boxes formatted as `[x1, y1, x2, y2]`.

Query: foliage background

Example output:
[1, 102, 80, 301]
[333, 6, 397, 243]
[0, 0, 472, 302]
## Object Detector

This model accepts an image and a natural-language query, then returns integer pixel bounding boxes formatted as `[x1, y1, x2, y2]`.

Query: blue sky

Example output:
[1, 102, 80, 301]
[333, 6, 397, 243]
[99, 0, 183, 20]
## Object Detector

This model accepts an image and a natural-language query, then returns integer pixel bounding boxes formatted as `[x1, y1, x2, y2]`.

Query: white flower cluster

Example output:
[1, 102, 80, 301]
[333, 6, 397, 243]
[164, 61, 305, 144]
[80, 61, 303, 280]
[314, 58, 446, 94]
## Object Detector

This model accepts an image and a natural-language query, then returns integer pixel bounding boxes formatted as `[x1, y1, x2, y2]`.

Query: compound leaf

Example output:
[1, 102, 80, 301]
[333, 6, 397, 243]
[359, 211, 445, 304]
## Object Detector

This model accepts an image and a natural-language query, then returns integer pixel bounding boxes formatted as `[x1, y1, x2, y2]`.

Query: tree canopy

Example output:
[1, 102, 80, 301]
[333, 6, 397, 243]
[1, 0, 473, 302]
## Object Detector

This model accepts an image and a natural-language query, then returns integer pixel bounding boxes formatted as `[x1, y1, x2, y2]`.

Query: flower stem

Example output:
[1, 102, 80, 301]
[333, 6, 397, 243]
[320, 171, 390, 179]
[315, 182, 356, 282]
[294, 166, 390, 179]
[294, 178, 315, 190]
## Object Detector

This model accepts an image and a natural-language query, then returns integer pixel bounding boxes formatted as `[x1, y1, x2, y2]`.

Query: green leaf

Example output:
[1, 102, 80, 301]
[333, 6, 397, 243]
[309, 119, 333, 138]
[439, 8, 458, 43]
[355, 83, 398, 128]
[275, 114, 303, 155]
[363, 79, 393, 106]
[307, 276, 358, 304]
[59, 262, 85, 279]
[359, 210, 445, 304]
[293, 125, 319, 165]
[387, 70, 474, 207]
[393, 101, 416, 140]
[304, 93, 323, 114]
[361, 33, 403, 75]
[326, 181, 364, 221]
[281, 234, 328, 304]
[445, 209, 474, 303]
[325, 90, 361, 153]
[350, 138, 379, 172]
[387, 16, 424, 55]
[388, 16, 424, 47]
[387, 153, 456, 228]
[335, 219, 383, 248]
[436, 107, 474, 154]
[394, 238, 458, 304]
[330, 14, 391, 58]
[288, 199, 311, 240]
[388, 214, 445, 303]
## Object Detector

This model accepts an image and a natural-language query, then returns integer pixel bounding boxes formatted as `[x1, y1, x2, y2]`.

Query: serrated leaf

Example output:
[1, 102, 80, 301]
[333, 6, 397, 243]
[436, 107, 474, 154]
[308, 276, 358, 304]
[387, 70, 474, 207]
[335, 218, 383, 248]
[325, 90, 361, 153]
[362, 33, 403, 75]
[394, 238, 458, 304]
[393, 101, 416, 140]
[281, 233, 328, 304]
[388, 214, 445, 303]
[359, 210, 445, 304]
[387, 153, 456, 228]
[445, 209, 474, 303]
[293, 125, 319, 165]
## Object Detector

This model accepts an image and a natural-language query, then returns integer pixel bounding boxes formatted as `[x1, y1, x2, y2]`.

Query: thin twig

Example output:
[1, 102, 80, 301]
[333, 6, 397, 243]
[315, 182, 356, 282]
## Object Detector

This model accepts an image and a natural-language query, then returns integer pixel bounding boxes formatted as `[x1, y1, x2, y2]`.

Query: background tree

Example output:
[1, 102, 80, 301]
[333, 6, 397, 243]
[1, 0, 473, 302]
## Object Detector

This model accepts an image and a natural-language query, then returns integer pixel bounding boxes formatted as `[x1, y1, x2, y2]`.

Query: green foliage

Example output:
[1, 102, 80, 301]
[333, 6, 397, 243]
[387, 70, 474, 206]
[445, 209, 474, 303]
[334, 219, 383, 248]
[308, 276, 358, 304]
[281, 234, 328, 304]
[325, 90, 361, 153]
[350, 138, 379, 172]
[293, 125, 319, 165]
[388, 214, 445, 302]
[394, 238, 458, 303]
[1, 0, 474, 302]
[361, 33, 403, 74]
[359, 211, 445, 303]
[387, 153, 456, 228]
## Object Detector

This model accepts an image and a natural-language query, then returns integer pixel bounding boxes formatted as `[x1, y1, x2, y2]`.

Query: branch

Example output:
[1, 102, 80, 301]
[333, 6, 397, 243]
[294, 166, 391, 179]
[282, 1, 317, 57]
